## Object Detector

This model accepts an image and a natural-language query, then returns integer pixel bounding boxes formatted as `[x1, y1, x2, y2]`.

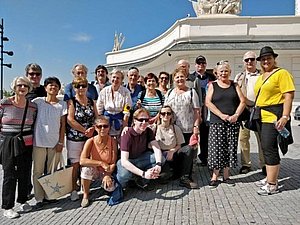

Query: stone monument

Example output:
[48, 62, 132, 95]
[189, 0, 242, 16]
[112, 32, 125, 52]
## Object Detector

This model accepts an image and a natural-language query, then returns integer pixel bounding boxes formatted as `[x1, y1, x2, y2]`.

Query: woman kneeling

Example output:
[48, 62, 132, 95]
[80, 116, 117, 207]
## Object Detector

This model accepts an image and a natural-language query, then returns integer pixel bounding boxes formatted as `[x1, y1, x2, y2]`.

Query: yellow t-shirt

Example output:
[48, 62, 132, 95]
[254, 68, 295, 123]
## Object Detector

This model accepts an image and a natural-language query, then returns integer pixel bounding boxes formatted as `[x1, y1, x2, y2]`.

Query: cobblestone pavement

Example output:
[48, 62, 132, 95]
[0, 123, 299, 225]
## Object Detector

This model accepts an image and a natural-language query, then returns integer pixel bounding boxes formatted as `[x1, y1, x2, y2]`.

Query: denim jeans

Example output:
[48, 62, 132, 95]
[116, 151, 156, 188]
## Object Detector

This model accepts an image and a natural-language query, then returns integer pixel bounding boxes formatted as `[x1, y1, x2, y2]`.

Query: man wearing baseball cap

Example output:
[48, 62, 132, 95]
[191, 55, 216, 166]
[234, 51, 266, 175]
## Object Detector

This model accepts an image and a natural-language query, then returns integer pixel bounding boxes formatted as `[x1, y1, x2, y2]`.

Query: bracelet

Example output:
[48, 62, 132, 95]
[141, 171, 145, 178]
[58, 142, 64, 146]
[282, 115, 290, 120]
[193, 125, 199, 128]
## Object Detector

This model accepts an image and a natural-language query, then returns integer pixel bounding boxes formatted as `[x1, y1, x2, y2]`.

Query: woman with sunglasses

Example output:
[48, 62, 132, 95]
[97, 69, 132, 140]
[155, 106, 198, 188]
[206, 61, 245, 188]
[0, 77, 37, 219]
[66, 77, 98, 201]
[80, 116, 117, 207]
[116, 108, 163, 192]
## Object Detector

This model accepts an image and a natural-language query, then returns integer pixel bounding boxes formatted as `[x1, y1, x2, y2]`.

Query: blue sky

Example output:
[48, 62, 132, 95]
[0, 0, 295, 90]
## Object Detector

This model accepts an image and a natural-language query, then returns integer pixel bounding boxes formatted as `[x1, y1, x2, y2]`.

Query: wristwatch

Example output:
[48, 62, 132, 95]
[156, 162, 162, 166]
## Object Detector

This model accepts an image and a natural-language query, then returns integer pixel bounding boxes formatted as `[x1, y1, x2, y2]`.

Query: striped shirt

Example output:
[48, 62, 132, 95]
[0, 98, 37, 133]
[138, 92, 164, 117]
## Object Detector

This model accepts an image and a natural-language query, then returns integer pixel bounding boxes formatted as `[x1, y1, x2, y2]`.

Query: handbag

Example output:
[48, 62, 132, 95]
[13, 100, 32, 157]
[244, 106, 260, 131]
[244, 68, 281, 131]
[38, 153, 73, 200]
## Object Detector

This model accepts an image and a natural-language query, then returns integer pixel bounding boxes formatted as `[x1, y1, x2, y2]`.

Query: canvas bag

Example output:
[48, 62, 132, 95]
[38, 153, 72, 200]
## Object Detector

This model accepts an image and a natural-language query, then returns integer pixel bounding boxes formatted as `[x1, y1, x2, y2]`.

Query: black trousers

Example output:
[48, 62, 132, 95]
[198, 122, 209, 162]
[1, 135, 32, 209]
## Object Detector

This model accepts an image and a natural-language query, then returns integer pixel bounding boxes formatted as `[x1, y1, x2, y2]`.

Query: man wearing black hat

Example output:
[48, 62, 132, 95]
[190, 55, 216, 166]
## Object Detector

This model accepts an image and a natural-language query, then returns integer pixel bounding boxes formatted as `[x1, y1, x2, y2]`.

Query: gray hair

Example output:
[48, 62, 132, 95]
[25, 63, 42, 75]
[11, 76, 33, 92]
[71, 63, 88, 76]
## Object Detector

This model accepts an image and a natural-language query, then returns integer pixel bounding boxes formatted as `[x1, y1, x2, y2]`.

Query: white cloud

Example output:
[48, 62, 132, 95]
[71, 33, 92, 42]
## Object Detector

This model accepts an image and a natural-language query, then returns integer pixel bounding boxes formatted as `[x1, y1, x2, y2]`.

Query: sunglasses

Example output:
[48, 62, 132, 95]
[74, 83, 88, 89]
[244, 58, 255, 63]
[135, 118, 149, 123]
[17, 84, 29, 88]
[28, 72, 41, 76]
[216, 60, 229, 65]
[95, 124, 109, 129]
[160, 112, 172, 116]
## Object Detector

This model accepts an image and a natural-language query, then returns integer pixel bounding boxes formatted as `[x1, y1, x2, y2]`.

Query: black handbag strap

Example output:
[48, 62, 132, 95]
[254, 68, 281, 105]
[20, 100, 29, 134]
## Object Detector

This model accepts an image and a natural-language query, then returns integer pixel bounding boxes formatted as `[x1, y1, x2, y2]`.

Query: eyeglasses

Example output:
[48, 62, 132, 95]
[74, 83, 88, 89]
[160, 112, 172, 116]
[28, 72, 41, 76]
[95, 124, 109, 129]
[244, 58, 255, 63]
[160, 77, 169, 80]
[216, 60, 229, 65]
[135, 118, 149, 123]
[17, 84, 29, 88]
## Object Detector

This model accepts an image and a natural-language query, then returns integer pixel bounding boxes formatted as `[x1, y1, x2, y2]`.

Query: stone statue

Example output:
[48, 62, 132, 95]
[189, 0, 242, 16]
[112, 32, 125, 52]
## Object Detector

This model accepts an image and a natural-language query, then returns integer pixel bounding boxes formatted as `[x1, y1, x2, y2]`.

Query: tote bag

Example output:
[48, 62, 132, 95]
[38, 153, 73, 200]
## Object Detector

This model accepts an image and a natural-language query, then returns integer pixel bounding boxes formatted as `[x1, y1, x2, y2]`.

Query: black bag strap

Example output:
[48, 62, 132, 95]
[20, 100, 29, 134]
[254, 68, 281, 105]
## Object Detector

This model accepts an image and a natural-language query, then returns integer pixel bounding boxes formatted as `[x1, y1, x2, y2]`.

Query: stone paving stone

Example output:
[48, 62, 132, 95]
[0, 125, 300, 224]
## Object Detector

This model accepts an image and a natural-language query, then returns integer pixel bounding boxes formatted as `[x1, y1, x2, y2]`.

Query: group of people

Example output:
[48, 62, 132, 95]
[0, 46, 295, 219]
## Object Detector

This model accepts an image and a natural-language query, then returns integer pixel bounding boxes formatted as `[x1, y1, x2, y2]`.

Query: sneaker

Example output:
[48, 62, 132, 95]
[135, 178, 154, 191]
[239, 166, 251, 174]
[179, 176, 198, 189]
[3, 209, 20, 219]
[209, 180, 219, 189]
[35, 202, 44, 210]
[255, 178, 267, 187]
[70, 190, 79, 201]
[81, 198, 89, 208]
[257, 183, 280, 195]
[223, 178, 236, 187]
[20, 202, 32, 212]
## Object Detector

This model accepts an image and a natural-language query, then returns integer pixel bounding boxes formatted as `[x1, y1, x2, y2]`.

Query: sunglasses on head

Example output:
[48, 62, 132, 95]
[244, 58, 255, 63]
[17, 84, 29, 88]
[74, 83, 88, 89]
[135, 118, 149, 123]
[95, 124, 109, 129]
[160, 112, 172, 116]
[216, 60, 229, 66]
[28, 72, 41, 76]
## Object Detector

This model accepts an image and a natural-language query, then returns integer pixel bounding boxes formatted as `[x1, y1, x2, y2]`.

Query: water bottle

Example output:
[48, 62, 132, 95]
[273, 121, 290, 138]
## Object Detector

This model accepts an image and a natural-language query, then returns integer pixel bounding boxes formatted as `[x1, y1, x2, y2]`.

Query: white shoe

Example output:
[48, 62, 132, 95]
[20, 202, 32, 212]
[3, 209, 20, 219]
[254, 178, 267, 187]
[70, 190, 79, 201]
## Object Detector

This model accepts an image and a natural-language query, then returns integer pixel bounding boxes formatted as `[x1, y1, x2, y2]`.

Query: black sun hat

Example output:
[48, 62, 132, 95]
[256, 46, 278, 61]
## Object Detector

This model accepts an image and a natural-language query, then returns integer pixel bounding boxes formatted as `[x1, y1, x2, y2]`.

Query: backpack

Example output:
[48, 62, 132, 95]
[166, 88, 193, 104]
[139, 89, 164, 105]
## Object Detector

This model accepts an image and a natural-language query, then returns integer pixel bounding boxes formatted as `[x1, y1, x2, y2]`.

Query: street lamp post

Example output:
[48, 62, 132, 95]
[0, 18, 14, 99]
